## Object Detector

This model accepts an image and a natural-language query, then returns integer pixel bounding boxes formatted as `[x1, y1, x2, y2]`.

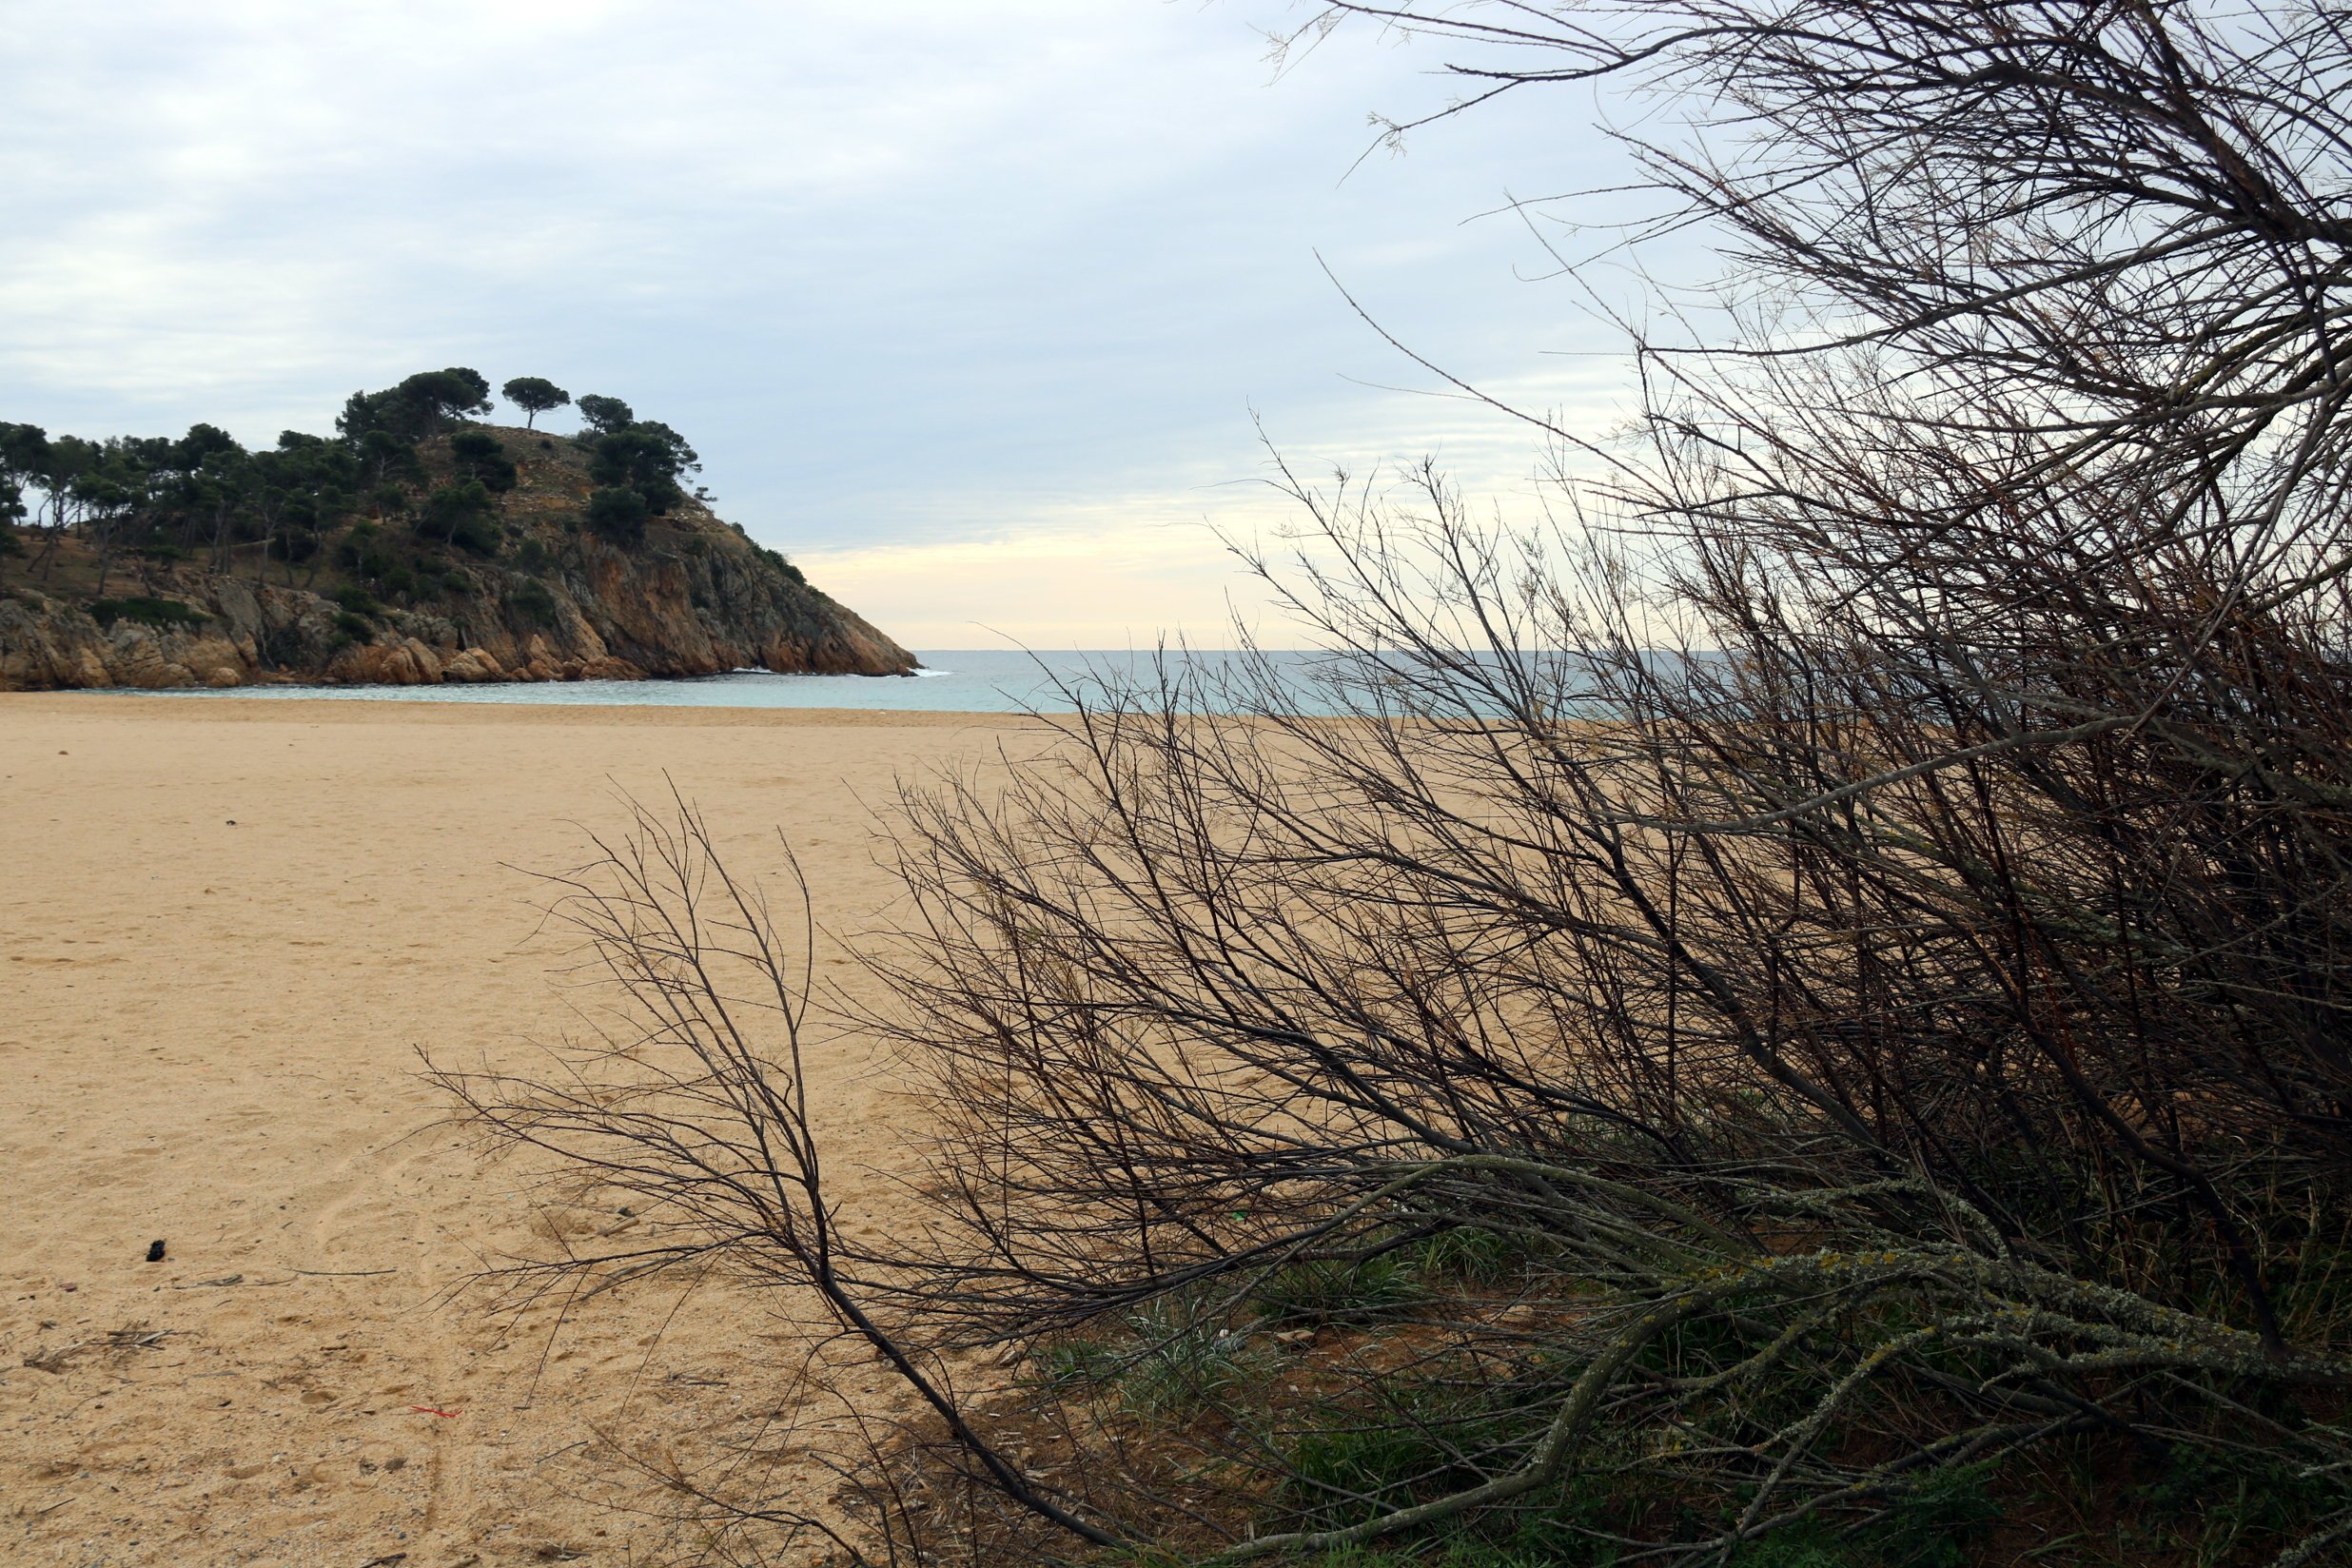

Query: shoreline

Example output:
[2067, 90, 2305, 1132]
[3, 690, 1028, 727]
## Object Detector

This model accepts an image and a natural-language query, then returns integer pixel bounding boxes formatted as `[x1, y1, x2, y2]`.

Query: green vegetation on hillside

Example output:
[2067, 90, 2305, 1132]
[0, 369, 776, 621]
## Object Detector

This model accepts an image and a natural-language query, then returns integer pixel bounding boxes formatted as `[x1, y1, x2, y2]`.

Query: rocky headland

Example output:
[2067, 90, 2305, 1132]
[0, 416, 913, 692]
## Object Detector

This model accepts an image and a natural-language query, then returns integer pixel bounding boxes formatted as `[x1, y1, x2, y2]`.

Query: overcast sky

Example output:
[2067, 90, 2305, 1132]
[2, 2, 1642, 647]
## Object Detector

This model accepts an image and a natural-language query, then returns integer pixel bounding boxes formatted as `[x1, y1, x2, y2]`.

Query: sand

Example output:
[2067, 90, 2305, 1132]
[1, 694, 1034, 1565]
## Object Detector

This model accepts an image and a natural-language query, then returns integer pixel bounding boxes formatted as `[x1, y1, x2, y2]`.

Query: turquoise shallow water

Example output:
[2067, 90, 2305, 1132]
[108, 649, 1324, 715]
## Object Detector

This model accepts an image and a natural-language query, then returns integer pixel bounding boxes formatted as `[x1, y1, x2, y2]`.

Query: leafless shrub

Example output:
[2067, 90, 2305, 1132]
[430, 796, 1123, 1564]
[446, 1, 2352, 1561]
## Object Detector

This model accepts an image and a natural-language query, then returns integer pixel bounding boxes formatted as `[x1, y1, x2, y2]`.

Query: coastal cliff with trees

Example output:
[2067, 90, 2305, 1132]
[0, 368, 915, 690]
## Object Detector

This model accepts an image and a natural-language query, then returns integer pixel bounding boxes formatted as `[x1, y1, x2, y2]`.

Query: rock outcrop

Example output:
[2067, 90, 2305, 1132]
[0, 427, 914, 691]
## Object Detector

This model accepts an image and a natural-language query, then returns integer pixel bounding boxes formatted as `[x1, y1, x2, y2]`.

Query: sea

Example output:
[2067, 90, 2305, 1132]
[121, 649, 1341, 715]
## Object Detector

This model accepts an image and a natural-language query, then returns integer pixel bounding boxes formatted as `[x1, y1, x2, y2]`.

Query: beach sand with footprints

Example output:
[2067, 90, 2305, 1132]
[2, 694, 1026, 1565]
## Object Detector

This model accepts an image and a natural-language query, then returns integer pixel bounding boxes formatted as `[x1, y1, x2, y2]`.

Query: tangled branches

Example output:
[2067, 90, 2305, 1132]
[444, 1, 2352, 1561]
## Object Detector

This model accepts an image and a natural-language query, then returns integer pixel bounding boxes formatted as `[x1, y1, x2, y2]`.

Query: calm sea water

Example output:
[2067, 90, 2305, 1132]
[122, 649, 1336, 715]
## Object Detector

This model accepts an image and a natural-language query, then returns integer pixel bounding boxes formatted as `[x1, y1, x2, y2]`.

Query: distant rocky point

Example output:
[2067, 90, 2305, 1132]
[0, 372, 914, 691]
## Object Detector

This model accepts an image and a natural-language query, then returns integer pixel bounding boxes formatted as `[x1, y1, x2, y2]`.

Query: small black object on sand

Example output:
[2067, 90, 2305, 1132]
[145, 1240, 166, 1263]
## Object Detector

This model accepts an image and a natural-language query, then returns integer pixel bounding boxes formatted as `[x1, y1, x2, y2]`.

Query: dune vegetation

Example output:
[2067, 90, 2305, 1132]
[443, 2, 2352, 1563]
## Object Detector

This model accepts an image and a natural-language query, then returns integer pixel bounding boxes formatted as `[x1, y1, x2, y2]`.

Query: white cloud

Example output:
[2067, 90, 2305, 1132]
[1, 0, 1648, 646]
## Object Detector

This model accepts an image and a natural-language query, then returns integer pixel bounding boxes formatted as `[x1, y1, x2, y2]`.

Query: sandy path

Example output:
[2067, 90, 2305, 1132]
[0, 696, 1030, 1566]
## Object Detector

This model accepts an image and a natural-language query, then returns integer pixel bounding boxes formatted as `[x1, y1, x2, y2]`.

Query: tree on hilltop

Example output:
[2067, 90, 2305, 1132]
[415, 367, 492, 423]
[500, 376, 570, 429]
[336, 368, 494, 443]
[172, 422, 240, 472]
[575, 394, 634, 436]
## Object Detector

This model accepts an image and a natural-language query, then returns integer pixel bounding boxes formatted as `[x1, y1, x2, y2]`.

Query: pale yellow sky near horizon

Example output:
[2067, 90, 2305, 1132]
[796, 363, 1639, 650]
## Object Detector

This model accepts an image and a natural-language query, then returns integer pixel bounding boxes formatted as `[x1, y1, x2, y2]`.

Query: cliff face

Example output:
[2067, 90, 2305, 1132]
[0, 426, 914, 691]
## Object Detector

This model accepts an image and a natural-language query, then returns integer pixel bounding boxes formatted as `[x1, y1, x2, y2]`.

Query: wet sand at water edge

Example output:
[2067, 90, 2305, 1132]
[1, 694, 1032, 1565]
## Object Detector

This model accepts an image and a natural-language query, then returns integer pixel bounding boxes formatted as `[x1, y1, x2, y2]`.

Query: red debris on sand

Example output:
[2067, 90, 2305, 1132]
[408, 1405, 461, 1418]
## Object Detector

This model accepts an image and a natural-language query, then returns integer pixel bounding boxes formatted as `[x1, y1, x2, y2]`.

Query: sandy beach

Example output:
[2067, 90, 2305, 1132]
[1, 695, 1029, 1565]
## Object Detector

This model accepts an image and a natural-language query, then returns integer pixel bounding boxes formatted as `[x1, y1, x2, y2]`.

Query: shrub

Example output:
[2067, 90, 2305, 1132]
[445, 515, 500, 559]
[584, 484, 648, 545]
[440, 6, 2352, 1565]
[507, 577, 559, 626]
[756, 543, 807, 585]
[88, 597, 208, 631]
[448, 430, 518, 493]
[331, 584, 382, 619]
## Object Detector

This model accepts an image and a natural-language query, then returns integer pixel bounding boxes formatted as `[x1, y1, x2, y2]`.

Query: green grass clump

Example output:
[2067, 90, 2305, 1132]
[2122, 1442, 2345, 1565]
[1027, 1336, 1119, 1389]
[1256, 1253, 1424, 1328]
[1281, 1543, 1594, 1567]
[1276, 1364, 1582, 1534]
[1284, 1420, 1474, 1527]
[1117, 1298, 1268, 1420]
[1404, 1226, 1539, 1288]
